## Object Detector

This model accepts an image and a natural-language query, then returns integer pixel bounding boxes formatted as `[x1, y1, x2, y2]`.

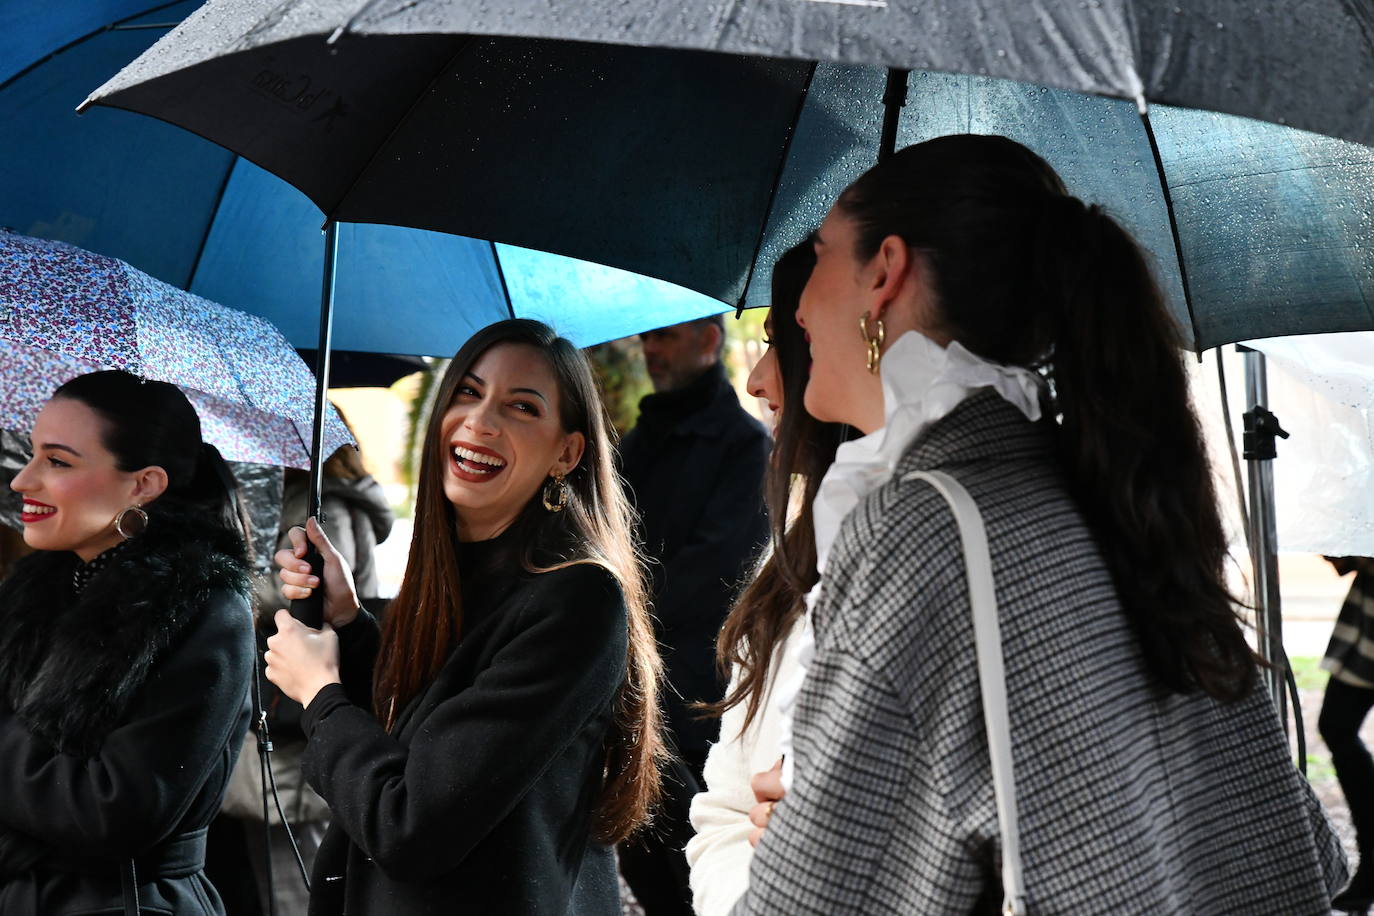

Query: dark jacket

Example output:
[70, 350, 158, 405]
[618, 362, 769, 770]
[300, 538, 627, 916]
[0, 516, 254, 915]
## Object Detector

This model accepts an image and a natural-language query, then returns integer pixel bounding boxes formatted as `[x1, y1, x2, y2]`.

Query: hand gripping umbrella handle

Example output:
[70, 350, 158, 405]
[288, 545, 326, 629]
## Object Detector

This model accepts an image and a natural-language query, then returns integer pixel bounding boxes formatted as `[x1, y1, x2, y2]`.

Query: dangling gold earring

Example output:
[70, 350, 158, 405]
[542, 473, 568, 513]
[114, 505, 148, 539]
[859, 311, 886, 374]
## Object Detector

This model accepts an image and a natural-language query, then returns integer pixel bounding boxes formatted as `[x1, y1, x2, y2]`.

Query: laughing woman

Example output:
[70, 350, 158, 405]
[0, 371, 254, 915]
[265, 319, 663, 915]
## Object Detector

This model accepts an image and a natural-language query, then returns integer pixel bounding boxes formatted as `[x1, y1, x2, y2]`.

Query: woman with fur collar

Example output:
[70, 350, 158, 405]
[0, 371, 254, 916]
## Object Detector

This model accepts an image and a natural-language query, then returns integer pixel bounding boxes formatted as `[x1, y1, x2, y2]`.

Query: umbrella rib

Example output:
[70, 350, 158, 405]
[185, 156, 242, 290]
[320, 35, 479, 224]
[0, 0, 185, 91]
[736, 60, 819, 317]
[489, 241, 515, 320]
[1138, 108, 1202, 354]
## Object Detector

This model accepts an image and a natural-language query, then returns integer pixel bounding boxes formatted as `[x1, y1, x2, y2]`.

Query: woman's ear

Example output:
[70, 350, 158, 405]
[552, 432, 587, 478]
[871, 242, 947, 344]
[868, 234, 913, 313]
[130, 465, 169, 505]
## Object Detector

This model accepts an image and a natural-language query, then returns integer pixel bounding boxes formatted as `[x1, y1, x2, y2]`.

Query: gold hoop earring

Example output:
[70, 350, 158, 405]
[859, 311, 886, 374]
[114, 505, 149, 540]
[542, 474, 568, 513]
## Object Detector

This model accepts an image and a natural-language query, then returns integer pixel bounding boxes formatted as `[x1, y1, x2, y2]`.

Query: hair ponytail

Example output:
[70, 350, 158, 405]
[1036, 202, 1256, 700]
[186, 442, 253, 552]
[838, 135, 1256, 702]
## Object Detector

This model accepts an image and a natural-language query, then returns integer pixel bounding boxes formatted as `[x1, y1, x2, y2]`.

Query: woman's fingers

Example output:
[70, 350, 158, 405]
[747, 799, 778, 847]
[305, 517, 341, 560]
[750, 757, 786, 804]
[285, 525, 308, 558]
[274, 542, 320, 596]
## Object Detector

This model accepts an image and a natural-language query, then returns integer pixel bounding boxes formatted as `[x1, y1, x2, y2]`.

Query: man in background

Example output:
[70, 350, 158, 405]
[617, 315, 770, 915]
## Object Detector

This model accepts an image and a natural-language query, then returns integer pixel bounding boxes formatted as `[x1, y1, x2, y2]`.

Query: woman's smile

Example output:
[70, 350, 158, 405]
[451, 441, 508, 483]
[21, 499, 56, 523]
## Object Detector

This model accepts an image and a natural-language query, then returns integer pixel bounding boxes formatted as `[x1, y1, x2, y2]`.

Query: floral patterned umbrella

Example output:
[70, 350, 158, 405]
[0, 230, 352, 468]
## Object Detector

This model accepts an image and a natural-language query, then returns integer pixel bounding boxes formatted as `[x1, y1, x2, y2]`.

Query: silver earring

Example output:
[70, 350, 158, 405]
[114, 505, 148, 540]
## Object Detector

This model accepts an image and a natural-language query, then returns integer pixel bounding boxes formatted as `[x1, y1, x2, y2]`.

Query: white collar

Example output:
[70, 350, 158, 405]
[810, 330, 1044, 573]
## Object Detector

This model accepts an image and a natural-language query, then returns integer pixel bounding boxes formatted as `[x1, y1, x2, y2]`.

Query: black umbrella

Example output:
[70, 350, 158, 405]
[331, 0, 1374, 147]
[82, 1, 1374, 652]
[82, 0, 1374, 350]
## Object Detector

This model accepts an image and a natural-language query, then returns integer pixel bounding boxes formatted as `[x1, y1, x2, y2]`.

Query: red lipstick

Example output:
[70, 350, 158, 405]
[450, 441, 508, 484]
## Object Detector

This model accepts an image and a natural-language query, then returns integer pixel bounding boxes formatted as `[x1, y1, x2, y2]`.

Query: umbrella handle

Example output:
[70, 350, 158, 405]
[289, 545, 326, 629]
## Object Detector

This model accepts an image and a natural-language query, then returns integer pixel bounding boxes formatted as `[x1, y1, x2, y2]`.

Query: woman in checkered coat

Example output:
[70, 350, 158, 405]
[729, 135, 1347, 914]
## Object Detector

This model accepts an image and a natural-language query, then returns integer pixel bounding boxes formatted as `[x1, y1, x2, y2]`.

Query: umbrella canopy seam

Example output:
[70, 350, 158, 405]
[0, 0, 185, 92]
[316, 33, 479, 222]
[736, 60, 818, 317]
[184, 156, 241, 290]
[1139, 107, 1201, 353]
[488, 240, 515, 320]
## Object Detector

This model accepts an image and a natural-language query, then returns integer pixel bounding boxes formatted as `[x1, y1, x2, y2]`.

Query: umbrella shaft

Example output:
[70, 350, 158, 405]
[307, 222, 340, 521]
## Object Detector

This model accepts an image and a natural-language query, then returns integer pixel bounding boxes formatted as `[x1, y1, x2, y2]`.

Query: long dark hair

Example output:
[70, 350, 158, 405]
[709, 242, 850, 731]
[837, 134, 1254, 701]
[52, 370, 249, 549]
[376, 319, 664, 843]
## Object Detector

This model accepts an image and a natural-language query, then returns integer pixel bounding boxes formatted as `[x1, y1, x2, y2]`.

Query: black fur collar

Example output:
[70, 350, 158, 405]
[0, 514, 248, 757]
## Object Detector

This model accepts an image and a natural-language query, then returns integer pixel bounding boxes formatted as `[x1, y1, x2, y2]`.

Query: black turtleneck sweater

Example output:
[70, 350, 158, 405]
[618, 361, 770, 771]
[299, 530, 627, 916]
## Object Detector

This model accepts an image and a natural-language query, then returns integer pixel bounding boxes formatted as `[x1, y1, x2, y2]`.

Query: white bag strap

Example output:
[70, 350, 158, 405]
[903, 470, 1026, 916]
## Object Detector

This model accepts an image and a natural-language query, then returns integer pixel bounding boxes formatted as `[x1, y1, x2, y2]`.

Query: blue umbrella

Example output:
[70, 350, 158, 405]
[0, 1, 724, 358]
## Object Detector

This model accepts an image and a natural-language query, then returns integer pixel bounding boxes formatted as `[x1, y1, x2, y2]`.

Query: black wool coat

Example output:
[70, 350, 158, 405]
[618, 362, 769, 770]
[301, 550, 628, 916]
[0, 516, 254, 915]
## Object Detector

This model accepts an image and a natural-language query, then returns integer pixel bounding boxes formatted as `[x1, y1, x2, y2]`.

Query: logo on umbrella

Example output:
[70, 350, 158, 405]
[312, 97, 350, 132]
[251, 68, 334, 113]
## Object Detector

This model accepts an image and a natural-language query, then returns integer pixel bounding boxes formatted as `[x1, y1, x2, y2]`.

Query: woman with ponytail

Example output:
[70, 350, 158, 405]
[0, 370, 255, 915]
[732, 135, 1346, 914]
[263, 319, 664, 915]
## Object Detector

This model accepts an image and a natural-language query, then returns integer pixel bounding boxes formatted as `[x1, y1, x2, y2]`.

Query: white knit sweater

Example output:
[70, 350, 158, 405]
[685, 621, 806, 916]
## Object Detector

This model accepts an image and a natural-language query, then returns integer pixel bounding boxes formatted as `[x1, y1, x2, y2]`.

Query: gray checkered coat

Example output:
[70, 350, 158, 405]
[731, 393, 1345, 915]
